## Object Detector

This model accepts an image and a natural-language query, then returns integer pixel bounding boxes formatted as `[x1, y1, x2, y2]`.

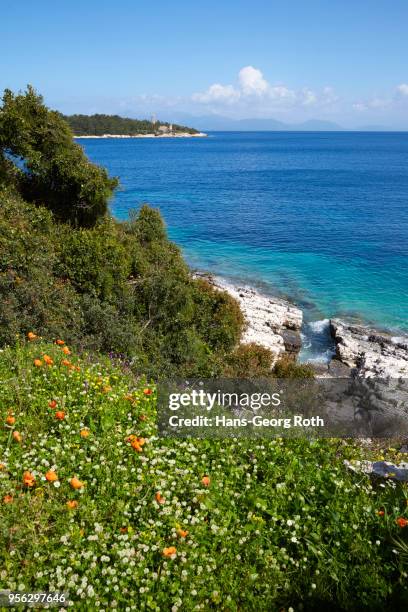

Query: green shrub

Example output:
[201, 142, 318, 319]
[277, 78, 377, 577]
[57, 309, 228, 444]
[192, 278, 244, 353]
[273, 355, 315, 378]
[224, 342, 274, 377]
[56, 220, 131, 300]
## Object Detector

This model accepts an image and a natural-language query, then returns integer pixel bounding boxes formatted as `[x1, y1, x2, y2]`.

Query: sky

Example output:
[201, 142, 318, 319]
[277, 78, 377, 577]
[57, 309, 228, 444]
[1, 0, 408, 128]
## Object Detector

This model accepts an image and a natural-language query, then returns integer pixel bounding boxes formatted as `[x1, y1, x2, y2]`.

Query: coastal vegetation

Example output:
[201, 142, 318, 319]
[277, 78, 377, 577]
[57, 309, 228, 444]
[1, 339, 408, 610]
[1, 87, 408, 610]
[65, 113, 199, 136]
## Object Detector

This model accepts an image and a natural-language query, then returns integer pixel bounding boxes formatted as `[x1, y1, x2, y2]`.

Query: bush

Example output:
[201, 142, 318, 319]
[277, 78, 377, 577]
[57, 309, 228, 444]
[56, 219, 131, 300]
[273, 355, 315, 378]
[224, 342, 274, 378]
[192, 278, 244, 354]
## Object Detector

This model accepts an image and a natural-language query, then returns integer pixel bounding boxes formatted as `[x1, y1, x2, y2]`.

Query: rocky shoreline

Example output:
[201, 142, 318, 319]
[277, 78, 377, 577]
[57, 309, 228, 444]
[74, 132, 207, 139]
[330, 319, 408, 378]
[206, 275, 408, 379]
[210, 276, 303, 362]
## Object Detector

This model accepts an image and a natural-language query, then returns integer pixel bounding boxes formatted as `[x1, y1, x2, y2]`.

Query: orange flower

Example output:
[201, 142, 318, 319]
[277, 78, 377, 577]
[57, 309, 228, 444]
[0, 463, 5, 470]
[396, 517, 408, 528]
[62, 346, 71, 355]
[34, 359, 43, 367]
[143, 388, 152, 396]
[23, 471, 35, 487]
[131, 440, 143, 452]
[162, 546, 177, 558]
[102, 385, 112, 394]
[43, 354, 53, 366]
[3, 494, 13, 504]
[120, 527, 128, 533]
[70, 477, 84, 490]
[66, 500, 78, 510]
[55, 339, 65, 346]
[139, 414, 147, 421]
[48, 400, 57, 409]
[45, 470, 58, 482]
[155, 492, 165, 504]
[80, 429, 90, 438]
[127, 434, 145, 444]
[5, 415, 15, 426]
[61, 359, 71, 367]
[55, 411, 65, 420]
[377, 509, 385, 516]
[12, 431, 22, 443]
[201, 475, 211, 487]
[177, 528, 189, 538]
[27, 332, 37, 341]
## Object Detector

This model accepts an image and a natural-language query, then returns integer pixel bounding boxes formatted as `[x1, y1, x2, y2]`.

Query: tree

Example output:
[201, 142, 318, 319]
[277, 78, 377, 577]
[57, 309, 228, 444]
[0, 86, 118, 226]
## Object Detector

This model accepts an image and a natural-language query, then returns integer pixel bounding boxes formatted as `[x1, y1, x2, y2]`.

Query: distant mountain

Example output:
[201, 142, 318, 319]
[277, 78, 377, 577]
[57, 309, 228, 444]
[151, 112, 344, 132]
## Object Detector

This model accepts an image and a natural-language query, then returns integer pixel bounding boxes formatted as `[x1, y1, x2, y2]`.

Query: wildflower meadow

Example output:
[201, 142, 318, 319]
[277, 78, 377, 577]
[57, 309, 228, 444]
[1, 335, 408, 610]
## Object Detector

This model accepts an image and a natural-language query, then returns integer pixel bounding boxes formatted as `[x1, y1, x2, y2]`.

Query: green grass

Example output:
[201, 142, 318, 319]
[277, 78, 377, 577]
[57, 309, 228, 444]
[1, 337, 408, 610]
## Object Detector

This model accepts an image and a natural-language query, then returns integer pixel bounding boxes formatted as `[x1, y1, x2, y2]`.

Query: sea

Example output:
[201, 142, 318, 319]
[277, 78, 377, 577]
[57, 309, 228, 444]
[77, 132, 408, 362]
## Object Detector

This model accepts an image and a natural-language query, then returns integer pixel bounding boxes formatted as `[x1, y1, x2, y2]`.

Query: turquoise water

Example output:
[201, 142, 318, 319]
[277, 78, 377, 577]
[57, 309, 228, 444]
[78, 132, 408, 359]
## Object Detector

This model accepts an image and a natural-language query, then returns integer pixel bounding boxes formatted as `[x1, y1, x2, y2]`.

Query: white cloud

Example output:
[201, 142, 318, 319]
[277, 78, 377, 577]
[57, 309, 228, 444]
[192, 66, 340, 116]
[238, 66, 269, 95]
[396, 83, 408, 97]
[352, 102, 367, 111]
[321, 87, 339, 105]
[269, 85, 296, 100]
[300, 88, 317, 106]
[351, 83, 408, 113]
[192, 83, 240, 104]
[352, 95, 392, 112]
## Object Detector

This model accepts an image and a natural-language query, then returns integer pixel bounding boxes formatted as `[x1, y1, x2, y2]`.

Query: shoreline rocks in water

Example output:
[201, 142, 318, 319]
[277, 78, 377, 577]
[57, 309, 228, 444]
[204, 275, 303, 363]
[199, 273, 408, 377]
[330, 318, 408, 378]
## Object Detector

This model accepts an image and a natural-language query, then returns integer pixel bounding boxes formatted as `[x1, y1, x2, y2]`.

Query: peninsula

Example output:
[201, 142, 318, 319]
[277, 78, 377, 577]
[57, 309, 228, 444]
[64, 113, 206, 138]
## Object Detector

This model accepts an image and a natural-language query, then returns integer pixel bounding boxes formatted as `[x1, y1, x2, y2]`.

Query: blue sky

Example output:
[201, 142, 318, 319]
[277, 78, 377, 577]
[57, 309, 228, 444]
[2, 0, 408, 127]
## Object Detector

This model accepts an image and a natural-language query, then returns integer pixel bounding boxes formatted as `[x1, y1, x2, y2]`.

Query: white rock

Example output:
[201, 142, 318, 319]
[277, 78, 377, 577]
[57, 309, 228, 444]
[207, 276, 303, 362]
[330, 319, 408, 378]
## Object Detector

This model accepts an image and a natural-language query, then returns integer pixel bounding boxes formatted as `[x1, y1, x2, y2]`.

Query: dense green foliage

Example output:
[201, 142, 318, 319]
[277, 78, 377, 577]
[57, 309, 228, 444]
[0, 87, 118, 226]
[65, 113, 199, 136]
[0, 187, 246, 378]
[1, 340, 408, 610]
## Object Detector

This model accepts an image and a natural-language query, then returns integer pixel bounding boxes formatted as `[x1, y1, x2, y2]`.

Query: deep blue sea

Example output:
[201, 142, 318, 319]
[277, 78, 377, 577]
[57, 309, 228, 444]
[77, 132, 408, 361]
